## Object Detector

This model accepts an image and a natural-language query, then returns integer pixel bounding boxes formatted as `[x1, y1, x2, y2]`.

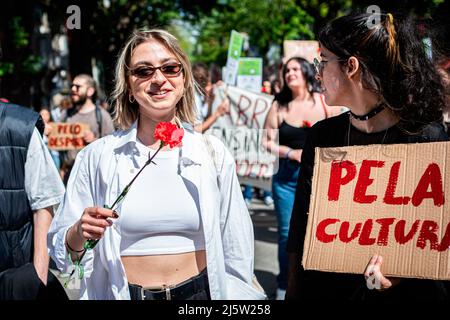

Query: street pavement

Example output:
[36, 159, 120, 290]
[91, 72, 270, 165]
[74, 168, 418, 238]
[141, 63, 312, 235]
[52, 198, 279, 300]
[249, 198, 279, 300]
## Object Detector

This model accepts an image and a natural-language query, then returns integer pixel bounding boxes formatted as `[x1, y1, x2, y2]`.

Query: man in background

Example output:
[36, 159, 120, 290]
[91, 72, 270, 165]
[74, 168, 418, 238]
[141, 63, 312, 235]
[61, 74, 114, 183]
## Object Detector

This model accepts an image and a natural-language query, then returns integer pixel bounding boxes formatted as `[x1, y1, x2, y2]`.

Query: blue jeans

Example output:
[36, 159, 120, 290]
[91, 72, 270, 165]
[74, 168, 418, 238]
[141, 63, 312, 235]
[243, 184, 253, 200]
[243, 185, 272, 200]
[272, 159, 300, 290]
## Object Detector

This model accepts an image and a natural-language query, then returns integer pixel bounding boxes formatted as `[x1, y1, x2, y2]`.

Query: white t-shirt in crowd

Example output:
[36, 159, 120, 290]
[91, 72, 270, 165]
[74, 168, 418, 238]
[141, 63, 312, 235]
[24, 128, 65, 210]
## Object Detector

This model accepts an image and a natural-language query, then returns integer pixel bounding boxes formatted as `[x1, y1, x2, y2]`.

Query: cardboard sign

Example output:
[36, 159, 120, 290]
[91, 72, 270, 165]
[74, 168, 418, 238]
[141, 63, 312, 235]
[48, 122, 89, 151]
[303, 142, 450, 280]
[283, 40, 319, 64]
[224, 30, 244, 86]
[237, 57, 263, 93]
[206, 83, 276, 181]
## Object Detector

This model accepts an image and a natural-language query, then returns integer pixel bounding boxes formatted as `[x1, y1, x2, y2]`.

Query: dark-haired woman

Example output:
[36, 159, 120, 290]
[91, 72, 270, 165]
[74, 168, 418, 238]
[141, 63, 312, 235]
[286, 13, 449, 301]
[263, 57, 339, 299]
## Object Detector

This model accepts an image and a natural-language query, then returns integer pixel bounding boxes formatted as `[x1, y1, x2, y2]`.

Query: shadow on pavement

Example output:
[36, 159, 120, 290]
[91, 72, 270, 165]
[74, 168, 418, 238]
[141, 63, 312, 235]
[251, 208, 278, 244]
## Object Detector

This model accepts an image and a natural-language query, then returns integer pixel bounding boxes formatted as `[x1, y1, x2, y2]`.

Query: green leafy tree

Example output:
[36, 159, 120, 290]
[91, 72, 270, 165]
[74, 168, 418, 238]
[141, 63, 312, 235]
[52, 0, 217, 94]
[194, 0, 315, 65]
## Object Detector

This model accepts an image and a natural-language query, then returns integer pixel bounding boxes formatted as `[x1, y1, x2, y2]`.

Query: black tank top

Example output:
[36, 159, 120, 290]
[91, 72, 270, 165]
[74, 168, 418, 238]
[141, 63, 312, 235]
[279, 121, 309, 150]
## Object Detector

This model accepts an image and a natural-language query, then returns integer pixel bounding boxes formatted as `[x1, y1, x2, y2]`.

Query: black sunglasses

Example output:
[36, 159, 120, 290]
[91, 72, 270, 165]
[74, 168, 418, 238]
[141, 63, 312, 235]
[129, 63, 183, 79]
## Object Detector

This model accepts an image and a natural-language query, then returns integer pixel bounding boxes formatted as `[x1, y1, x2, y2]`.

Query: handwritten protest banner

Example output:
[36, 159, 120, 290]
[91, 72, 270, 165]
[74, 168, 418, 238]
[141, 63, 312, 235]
[48, 122, 89, 151]
[303, 142, 450, 280]
[283, 40, 319, 63]
[207, 83, 276, 184]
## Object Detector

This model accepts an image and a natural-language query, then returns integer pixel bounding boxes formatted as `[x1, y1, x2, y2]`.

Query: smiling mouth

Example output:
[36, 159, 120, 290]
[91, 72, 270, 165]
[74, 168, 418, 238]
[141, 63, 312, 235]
[148, 90, 171, 98]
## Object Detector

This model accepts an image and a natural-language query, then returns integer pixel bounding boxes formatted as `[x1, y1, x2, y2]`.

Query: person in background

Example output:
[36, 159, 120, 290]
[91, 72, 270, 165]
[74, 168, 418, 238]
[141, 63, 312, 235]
[61, 74, 115, 184]
[271, 79, 282, 95]
[286, 12, 449, 301]
[242, 185, 274, 207]
[48, 29, 265, 300]
[0, 101, 66, 300]
[192, 62, 229, 133]
[262, 80, 272, 94]
[39, 107, 61, 170]
[263, 56, 339, 300]
[50, 93, 72, 122]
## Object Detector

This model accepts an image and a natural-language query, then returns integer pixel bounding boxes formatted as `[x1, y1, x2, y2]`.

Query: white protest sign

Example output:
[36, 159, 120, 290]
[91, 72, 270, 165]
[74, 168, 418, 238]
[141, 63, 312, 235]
[206, 83, 277, 181]
[224, 30, 244, 86]
[283, 40, 319, 63]
[237, 57, 262, 93]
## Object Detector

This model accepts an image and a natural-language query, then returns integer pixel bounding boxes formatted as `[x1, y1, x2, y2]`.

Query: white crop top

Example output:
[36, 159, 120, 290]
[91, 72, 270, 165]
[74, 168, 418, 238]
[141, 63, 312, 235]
[117, 140, 205, 255]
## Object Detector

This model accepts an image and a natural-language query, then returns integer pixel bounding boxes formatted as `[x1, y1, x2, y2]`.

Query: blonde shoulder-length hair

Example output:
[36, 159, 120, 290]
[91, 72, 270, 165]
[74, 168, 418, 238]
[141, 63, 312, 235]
[111, 29, 198, 130]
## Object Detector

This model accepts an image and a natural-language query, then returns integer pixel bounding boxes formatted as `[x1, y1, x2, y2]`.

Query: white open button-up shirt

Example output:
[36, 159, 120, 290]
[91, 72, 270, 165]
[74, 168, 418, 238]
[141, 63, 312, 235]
[48, 122, 266, 300]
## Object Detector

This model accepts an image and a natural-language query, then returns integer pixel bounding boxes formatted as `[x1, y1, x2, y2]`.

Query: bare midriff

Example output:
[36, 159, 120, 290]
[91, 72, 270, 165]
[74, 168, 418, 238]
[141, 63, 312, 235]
[121, 250, 207, 287]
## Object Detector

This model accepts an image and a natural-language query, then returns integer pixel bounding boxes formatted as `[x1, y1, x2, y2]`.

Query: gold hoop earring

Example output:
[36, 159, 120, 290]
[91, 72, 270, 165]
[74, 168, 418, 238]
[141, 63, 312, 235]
[129, 95, 135, 103]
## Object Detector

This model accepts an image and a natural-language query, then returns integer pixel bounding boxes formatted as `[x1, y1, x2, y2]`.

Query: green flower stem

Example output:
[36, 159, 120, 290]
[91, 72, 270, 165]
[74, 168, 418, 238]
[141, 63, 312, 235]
[65, 141, 165, 285]
[84, 141, 164, 253]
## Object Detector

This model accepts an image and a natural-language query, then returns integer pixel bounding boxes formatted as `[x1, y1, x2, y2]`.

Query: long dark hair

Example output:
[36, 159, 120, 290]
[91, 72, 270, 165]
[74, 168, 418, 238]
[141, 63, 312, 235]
[318, 12, 445, 133]
[274, 57, 321, 107]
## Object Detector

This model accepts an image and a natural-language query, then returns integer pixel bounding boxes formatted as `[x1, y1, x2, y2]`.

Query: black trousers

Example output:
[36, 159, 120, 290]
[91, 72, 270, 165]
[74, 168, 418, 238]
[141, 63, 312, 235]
[129, 268, 211, 300]
[0, 263, 68, 300]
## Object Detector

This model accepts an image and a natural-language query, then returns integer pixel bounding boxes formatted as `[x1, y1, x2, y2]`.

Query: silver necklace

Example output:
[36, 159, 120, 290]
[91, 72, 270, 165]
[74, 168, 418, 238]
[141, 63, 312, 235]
[347, 114, 389, 147]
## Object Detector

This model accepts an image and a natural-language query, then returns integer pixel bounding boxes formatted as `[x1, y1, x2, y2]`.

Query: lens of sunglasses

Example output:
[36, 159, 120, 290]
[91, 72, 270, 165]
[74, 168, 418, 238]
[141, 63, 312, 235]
[132, 67, 153, 78]
[160, 64, 182, 75]
[131, 64, 182, 78]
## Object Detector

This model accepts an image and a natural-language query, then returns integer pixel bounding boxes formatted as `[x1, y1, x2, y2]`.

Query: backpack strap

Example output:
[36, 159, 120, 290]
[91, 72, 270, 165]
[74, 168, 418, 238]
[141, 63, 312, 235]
[95, 105, 103, 137]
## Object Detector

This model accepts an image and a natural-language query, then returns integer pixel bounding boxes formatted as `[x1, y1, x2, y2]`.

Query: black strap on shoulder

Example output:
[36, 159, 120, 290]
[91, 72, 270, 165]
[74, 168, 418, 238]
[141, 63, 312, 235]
[95, 105, 103, 137]
[35, 115, 45, 137]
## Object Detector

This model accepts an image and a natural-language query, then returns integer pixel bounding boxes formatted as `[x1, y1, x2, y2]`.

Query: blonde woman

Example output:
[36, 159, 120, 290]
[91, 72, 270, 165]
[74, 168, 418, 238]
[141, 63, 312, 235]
[48, 29, 264, 300]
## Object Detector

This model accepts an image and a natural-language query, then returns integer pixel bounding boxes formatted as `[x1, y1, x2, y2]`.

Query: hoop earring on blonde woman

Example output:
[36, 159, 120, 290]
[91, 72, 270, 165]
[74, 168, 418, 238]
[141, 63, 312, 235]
[129, 95, 135, 103]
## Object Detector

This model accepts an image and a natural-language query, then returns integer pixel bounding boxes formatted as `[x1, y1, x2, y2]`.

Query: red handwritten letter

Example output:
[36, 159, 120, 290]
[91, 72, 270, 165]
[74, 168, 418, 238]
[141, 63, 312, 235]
[383, 162, 411, 205]
[316, 219, 340, 243]
[353, 160, 384, 204]
[328, 161, 356, 201]
[412, 163, 444, 207]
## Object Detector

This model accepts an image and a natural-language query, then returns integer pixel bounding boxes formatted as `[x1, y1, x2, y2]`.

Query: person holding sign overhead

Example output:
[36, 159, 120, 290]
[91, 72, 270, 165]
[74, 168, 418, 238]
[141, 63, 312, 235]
[286, 12, 449, 300]
[263, 56, 339, 299]
[48, 29, 264, 300]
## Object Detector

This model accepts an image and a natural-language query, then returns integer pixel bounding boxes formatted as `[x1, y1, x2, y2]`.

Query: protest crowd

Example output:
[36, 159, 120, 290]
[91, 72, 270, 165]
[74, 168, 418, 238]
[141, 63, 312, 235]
[0, 1, 450, 304]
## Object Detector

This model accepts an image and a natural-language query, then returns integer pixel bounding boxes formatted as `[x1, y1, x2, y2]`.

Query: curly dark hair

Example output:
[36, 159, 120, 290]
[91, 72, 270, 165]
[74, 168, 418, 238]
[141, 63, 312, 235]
[318, 12, 445, 133]
[274, 57, 321, 107]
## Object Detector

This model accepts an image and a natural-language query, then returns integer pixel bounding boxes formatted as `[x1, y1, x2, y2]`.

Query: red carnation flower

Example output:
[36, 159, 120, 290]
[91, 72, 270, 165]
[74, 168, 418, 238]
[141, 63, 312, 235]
[154, 122, 184, 148]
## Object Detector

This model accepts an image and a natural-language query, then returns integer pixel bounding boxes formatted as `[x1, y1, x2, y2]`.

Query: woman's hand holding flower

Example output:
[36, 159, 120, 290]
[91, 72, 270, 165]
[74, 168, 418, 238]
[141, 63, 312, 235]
[78, 207, 118, 240]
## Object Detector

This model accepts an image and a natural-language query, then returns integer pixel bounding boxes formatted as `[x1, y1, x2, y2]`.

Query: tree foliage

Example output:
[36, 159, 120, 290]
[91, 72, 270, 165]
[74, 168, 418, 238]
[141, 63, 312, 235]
[194, 0, 316, 65]
[0, 0, 447, 106]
